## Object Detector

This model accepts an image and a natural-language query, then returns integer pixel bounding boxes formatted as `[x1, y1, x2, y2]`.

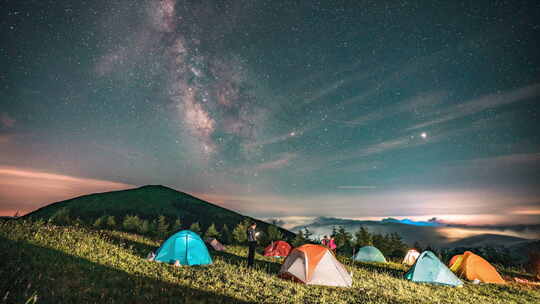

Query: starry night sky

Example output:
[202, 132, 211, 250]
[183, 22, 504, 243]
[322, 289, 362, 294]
[1, 0, 539, 225]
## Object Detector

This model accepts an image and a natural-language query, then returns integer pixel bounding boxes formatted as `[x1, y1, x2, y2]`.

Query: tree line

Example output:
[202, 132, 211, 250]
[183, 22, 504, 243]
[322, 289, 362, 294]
[45, 207, 287, 245]
[292, 225, 409, 258]
[46, 208, 412, 258]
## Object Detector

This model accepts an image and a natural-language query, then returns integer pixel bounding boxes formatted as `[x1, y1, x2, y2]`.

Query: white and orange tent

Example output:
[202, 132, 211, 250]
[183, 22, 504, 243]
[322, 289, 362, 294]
[278, 244, 352, 287]
[402, 249, 420, 266]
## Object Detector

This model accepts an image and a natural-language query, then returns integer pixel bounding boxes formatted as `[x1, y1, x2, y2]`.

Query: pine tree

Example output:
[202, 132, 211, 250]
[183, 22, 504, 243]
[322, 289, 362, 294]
[157, 215, 169, 238]
[189, 222, 201, 235]
[354, 226, 372, 247]
[93, 216, 105, 229]
[292, 230, 306, 247]
[372, 233, 386, 253]
[73, 217, 84, 227]
[232, 220, 249, 244]
[335, 226, 352, 248]
[50, 207, 71, 225]
[267, 225, 284, 242]
[205, 223, 220, 239]
[106, 216, 116, 229]
[150, 218, 158, 236]
[221, 224, 232, 244]
[303, 227, 313, 241]
[139, 220, 150, 234]
[388, 232, 407, 258]
[172, 218, 182, 232]
[122, 215, 142, 232]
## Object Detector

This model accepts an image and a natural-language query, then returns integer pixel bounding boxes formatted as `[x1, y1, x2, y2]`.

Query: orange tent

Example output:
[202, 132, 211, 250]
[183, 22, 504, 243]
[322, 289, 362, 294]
[448, 254, 464, 272]
[451, 251, 505, 284]
[278, 244, 352, 287]
[264, 241, 292, 257]
[449, 254, 460, 267]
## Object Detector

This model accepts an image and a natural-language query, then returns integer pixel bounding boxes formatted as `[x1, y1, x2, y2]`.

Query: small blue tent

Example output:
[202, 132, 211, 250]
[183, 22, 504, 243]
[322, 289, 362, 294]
[154, 230, 212, 266]
[354, 246, 387, 263]
[405, 251, 463, 287]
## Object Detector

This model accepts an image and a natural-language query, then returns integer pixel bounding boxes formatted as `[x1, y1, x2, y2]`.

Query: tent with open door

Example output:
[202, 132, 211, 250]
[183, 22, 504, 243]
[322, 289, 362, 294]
[154, 230, 212, 266]
[279, 244, 352, 287]
[405, 251, 463, 287]
[449, 251, 505, 284]
[354, 246, 387, 263]
[402, 249, 420, 266]
[264, 241, 292, 257]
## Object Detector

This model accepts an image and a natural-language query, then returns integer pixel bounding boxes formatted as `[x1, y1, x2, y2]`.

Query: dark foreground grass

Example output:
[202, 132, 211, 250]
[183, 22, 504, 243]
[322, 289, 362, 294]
[1, 220, 539, 304]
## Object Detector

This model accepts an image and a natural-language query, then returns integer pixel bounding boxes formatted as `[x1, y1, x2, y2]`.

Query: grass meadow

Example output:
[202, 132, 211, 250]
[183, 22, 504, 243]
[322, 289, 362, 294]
[1, 220, 538, 303]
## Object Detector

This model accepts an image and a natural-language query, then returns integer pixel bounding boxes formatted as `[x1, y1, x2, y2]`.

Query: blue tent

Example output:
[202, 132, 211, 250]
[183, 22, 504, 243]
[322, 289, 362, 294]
[154, 230, 212, 266]
[354, 246, 387, 263]
[405, 251, 463, 287]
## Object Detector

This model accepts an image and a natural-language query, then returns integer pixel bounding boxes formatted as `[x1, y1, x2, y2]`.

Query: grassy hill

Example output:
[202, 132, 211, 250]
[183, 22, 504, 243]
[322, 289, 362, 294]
[23, 185, 294, 239]
[1, 220, 539, 303]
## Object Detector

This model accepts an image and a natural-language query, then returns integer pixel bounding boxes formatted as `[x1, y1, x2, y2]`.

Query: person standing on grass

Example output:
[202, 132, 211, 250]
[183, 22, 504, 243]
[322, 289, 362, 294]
[321, 235, 329, 247]
[329, 236, 337, 253]
[246, 222, 258, 268]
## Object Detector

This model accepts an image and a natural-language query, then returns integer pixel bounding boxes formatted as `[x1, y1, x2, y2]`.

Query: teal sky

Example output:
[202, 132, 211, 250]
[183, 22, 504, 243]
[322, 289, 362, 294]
[1, 0, 539, 225]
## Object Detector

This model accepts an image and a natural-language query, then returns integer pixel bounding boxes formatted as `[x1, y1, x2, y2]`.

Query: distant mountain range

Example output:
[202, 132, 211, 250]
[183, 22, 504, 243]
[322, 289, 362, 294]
[447, 234, 532, 248]
[24, 185, 295, 238]
[381, 217, 443, 227]
[290, 216, 539, 248]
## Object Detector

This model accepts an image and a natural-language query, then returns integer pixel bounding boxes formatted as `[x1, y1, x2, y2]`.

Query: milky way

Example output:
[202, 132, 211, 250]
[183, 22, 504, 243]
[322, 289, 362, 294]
[1, 0, 539, 225]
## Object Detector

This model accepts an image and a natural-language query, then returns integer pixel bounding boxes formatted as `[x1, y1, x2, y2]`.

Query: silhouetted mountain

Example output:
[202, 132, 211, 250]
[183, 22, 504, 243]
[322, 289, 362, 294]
[24, 185, 294, 238]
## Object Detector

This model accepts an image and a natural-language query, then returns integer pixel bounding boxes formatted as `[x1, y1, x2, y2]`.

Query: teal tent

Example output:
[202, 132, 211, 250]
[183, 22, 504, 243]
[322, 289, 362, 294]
[354, 246, 387, 263]
[154, 230, 212, 266]
[405, 251, 463, 287]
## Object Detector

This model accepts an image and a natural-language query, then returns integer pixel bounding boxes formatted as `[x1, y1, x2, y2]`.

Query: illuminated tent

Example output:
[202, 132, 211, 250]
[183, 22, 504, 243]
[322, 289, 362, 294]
[264, 240, 292, 257]
[354, 246, 387, 263]
[449, 251, 505, 284]
[154, 230, 212, 266]
[279, 244, 352, 287]
[405, 251, 463, 286]
[402, 249, 420, 266]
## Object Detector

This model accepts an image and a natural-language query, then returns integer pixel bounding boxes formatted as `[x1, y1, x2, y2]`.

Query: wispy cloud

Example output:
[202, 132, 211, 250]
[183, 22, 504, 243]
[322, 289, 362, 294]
[0, 166, 133, 216]
[408, 83, 540, 130]
[339, 91, 447, 126]
[255, 153, 296, 170]
[243, 125, 314, 151]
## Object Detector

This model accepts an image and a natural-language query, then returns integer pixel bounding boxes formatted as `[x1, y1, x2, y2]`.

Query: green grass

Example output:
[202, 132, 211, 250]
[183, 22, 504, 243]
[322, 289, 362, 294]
[1, 220, 539, 304]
